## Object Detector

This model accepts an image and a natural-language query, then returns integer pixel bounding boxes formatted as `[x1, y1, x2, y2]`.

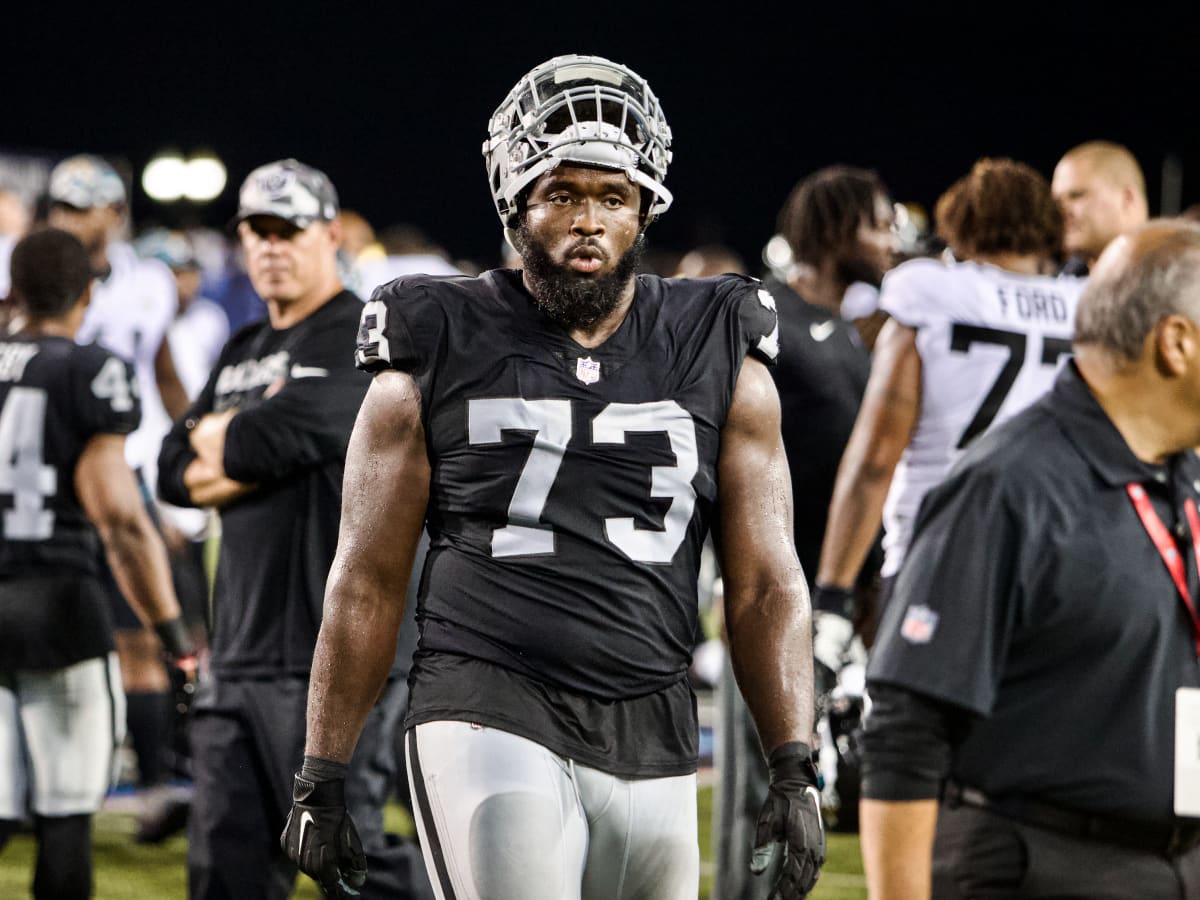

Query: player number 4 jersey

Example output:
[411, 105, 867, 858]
[879, 258, 1085, 577]
[0, 336, 139, 576]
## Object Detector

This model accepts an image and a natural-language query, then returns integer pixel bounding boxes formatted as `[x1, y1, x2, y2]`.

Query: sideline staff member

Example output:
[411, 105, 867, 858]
[158, 160, 425, 900]
[859, 219, 1200, 898]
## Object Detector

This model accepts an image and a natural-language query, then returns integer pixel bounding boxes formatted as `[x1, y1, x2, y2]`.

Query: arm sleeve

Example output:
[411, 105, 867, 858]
[354, 278, 430, 375]
[221, 336, 370, 484]
[860, 683, 973, 801]
[74, 348, 141, 437]
[156, 359, 221, 507]
[866, 459, 1023, 717]
[877, 257, 947, 329]
[734, 278, 780, 366]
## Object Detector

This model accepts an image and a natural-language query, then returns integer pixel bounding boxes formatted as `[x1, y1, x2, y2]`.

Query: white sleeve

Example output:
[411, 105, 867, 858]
[879, 258, 949, 329]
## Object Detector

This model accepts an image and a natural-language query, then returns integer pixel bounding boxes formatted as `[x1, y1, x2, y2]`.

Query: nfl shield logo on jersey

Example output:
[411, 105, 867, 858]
[575, 356, 601, 385]
[900, 604, 939, 644]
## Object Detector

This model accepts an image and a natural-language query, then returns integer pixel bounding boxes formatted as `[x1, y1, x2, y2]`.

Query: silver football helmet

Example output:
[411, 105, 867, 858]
[483, 54, 673, 231]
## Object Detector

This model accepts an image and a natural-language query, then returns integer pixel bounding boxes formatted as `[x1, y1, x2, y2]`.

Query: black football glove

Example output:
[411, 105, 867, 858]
[281, 758, 367, 898]
[750, 741, 826, 899]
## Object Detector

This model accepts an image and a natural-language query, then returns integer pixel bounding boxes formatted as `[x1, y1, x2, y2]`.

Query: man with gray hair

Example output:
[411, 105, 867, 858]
[858, 219, 1200, 897]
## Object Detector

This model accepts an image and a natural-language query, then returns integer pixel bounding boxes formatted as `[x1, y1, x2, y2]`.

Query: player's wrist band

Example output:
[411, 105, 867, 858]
[295, 757, 349, 805]
[300, 755, 349, 783]
[812, 584, 855, 618]
[767, 741, 820, 786]
[153, 616, 194, 660]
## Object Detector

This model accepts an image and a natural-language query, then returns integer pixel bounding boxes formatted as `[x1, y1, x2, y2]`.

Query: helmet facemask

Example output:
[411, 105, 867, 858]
[484, 55, 673, 242]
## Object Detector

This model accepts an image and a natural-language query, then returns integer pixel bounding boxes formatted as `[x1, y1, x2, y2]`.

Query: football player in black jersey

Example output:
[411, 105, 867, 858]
[0, 228, 192, 899]
[158, 161, 430, 900]
[283, 55, 824, 900]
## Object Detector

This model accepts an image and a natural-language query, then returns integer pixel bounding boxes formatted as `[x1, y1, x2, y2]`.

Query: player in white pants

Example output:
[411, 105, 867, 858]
[0, 655, 125, 820]
[406, 722, 698, 900]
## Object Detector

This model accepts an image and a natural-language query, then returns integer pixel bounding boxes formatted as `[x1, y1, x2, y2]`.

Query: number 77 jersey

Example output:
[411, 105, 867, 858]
[356, 269, 779, 700]
[878, 257, 1086, 578]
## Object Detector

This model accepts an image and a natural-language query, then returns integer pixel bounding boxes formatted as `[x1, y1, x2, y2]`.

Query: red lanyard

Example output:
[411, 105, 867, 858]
[1127, 483, 1200, 655]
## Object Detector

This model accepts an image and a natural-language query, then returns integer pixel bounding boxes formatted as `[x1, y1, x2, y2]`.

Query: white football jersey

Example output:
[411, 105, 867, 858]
[879, 257, 1085, 576]
[77, 241, 178, 480]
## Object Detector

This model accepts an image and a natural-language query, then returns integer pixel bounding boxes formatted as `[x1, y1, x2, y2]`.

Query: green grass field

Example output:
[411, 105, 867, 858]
[0, 787, 865, 899]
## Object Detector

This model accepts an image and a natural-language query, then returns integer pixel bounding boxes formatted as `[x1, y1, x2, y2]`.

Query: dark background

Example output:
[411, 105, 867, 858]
[3, 3, 1196, 271]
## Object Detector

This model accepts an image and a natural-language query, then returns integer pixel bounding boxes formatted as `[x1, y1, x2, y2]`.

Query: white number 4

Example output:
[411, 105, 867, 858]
[90, 357, 134, 412]
[0, 387, 57, 540]
[468, 398, 698, 563]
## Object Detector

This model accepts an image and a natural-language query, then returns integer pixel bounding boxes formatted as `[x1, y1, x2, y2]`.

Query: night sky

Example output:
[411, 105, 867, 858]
[4, 3, 1197, 271]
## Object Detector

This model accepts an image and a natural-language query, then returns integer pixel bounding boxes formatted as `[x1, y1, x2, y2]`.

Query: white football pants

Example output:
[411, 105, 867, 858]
[0, 653, 125, 818]
[406, 721, 698, 900]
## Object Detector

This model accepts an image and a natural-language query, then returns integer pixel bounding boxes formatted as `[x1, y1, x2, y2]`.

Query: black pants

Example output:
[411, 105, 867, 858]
[187, 675, 433, 900]
[933, 803, 1200, 899]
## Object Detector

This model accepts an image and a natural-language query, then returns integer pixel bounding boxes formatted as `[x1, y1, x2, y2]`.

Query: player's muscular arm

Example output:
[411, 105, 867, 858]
[306, 370, 430, 763]
[77, 433, 183, 627]
[717, 357, 813, 752]
[154, 338, 190, 420]
[860, 799, 938, 900]
[183, 409, 256, 507]
[816, 319, 921, 588]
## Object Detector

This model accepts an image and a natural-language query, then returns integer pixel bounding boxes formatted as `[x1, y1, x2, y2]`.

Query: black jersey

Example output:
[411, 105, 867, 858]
[357, 269, 778, 701]
[158, 291, 370, 679]
[0, 335, 140, 669]
[765, 277, 871, 582]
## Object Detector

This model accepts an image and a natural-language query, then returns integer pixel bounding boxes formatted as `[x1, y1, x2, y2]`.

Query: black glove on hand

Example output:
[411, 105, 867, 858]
[154, 616, 196, 663]
[281, 757, 367, 898]
[751, 741, 826, 899]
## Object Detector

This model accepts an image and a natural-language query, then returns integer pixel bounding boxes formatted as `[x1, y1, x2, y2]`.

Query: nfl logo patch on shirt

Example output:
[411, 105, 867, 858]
[900, 604, 939, 644]
[575, 356, 601, 385]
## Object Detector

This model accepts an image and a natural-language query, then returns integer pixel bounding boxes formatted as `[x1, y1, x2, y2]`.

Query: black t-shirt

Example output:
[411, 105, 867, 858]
[765, 277, 871, 581]
[358, 269, 778, 775]
[0, 335, 139, 668]
[158, 291, 370, 678]
[866, 362, 1200, 824]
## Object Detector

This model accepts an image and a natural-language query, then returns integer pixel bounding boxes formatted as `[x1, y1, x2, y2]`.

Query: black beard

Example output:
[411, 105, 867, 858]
[517, 226, 645, 331]
[834, 254, 887, 290]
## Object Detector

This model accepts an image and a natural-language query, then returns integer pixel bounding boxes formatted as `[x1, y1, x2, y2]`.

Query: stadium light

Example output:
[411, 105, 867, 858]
[142, 153, 187, 202]
[183, 155, 226, 201]
[142, 150, 227, 204]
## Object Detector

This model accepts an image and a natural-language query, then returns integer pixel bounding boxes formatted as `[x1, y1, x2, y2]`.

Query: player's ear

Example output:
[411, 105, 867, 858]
[78, 278, 95, 312]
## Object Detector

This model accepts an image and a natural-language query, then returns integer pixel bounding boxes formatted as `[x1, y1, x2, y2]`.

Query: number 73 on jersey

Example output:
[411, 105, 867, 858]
[468, 397, 699, 565]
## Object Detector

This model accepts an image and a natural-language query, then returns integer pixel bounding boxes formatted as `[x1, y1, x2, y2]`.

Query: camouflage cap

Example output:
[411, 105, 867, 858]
[48, 154, 127, 209]
[233, 158, 338, 229]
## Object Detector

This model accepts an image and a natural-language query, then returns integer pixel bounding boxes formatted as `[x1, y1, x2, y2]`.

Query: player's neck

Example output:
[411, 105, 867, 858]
[788, 269, 842, 314]
[968, 252, 1050, 276]
[564, 278, 637, 349]
[19, 308, 83, 340]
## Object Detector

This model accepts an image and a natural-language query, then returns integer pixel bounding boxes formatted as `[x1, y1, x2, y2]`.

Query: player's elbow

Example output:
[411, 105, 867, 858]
[93, 504, 158, 563]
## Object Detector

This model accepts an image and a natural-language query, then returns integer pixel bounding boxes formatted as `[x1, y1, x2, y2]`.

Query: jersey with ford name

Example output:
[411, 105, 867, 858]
[879, 258, 1085, 576]
[357, 269, 779, 701]
[0, 335, 139, 667]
